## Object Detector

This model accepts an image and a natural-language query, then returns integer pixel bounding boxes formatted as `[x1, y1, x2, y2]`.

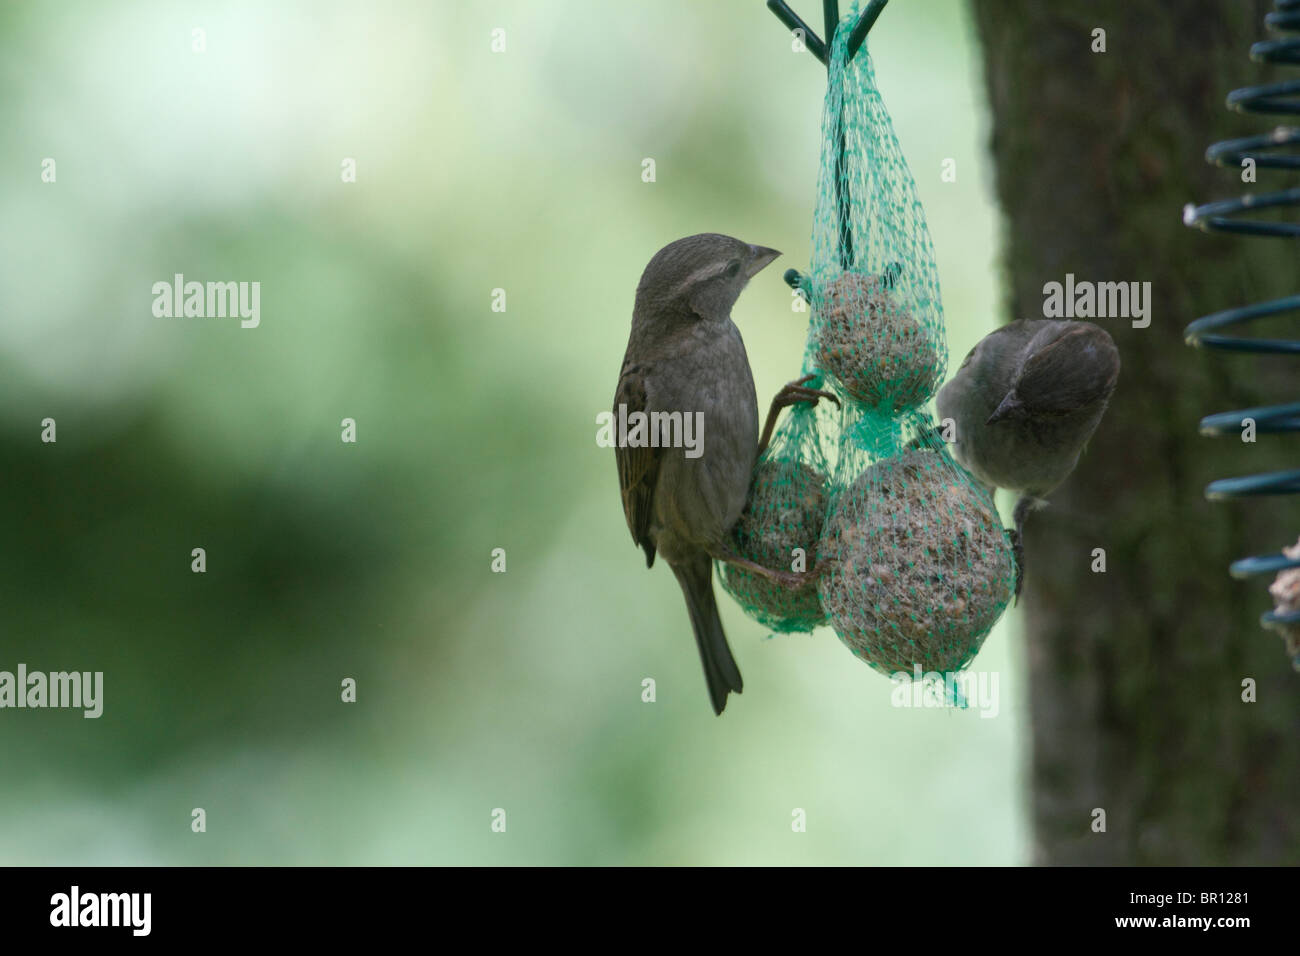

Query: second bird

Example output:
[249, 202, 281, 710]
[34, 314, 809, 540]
[937, 318, 1120, 593]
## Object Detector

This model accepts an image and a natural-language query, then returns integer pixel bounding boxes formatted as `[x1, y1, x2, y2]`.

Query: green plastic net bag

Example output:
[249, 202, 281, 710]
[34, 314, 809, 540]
[718, 361, 839, 635]
[806, 14, 1015, 681]
[806, 15, 946, 414]
[817, 409, 1015, 678]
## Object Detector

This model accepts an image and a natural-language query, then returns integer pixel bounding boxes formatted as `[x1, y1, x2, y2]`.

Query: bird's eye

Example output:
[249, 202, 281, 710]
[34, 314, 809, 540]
[725, 260, 742, 278]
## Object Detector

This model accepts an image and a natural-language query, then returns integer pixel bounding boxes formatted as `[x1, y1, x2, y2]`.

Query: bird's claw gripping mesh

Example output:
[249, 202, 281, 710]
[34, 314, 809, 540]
[718, 376, 836, 634]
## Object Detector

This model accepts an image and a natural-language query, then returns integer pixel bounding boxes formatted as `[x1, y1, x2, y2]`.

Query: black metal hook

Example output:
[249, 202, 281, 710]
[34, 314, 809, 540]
[767, 1, 889, 273]
[766, 0, 827, 63]
[766, 0, 888, 67]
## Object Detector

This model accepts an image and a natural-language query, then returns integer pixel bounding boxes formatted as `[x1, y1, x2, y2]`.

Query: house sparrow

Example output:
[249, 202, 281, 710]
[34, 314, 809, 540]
[937, 319, 1120, 596]
[614, 234, 830, 714]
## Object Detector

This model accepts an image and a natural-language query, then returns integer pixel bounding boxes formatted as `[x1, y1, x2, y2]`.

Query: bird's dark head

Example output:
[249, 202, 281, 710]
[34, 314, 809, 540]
[635, 233, 781, 320]
[994, 320, 1120, 422]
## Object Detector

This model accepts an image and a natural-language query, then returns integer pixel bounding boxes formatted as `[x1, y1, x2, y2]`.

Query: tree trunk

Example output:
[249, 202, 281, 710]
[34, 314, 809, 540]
[970, 0, 1300, 864]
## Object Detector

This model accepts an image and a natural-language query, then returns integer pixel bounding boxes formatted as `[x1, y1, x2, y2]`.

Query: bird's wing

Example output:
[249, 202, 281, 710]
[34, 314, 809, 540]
[614, 359, 660, 568]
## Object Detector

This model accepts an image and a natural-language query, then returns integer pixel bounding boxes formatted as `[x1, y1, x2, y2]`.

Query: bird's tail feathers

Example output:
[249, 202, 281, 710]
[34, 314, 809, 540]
[671, 556, 743, 715]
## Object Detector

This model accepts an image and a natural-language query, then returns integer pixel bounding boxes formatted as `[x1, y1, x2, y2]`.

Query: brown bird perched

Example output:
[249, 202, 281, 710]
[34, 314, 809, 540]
[936, 318, 1120, 596]
[614, 233, 833, 714]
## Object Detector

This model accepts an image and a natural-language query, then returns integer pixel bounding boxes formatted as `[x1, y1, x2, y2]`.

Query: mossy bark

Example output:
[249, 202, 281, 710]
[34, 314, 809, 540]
[971, 0, 1300, 864]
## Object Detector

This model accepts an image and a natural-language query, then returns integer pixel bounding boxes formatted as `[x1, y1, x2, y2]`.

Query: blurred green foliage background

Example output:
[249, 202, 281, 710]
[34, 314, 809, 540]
[0, 0, 1026, 864]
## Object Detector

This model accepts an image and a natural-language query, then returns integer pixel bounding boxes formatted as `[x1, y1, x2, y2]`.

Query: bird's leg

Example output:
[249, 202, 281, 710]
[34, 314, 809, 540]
[906, 422, 949, 452]
[714, 547, 819, 591]
[1009, 528, 1024, 604]
[1010, 495, 1038, 603]
[757, 374, 840, 457]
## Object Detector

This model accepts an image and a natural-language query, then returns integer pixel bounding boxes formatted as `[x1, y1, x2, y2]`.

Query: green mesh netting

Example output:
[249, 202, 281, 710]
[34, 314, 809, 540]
[817, 411, 1014, 678]
[808, 17, 946, 414]
[810, 18, 1014, 681]
[723, 9, 1015, 683]
[718, 363, 838, 634]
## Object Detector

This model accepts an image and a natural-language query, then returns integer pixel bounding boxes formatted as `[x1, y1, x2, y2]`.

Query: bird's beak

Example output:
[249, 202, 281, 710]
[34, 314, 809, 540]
[744, 244, 782, 278]
[986, 392, 1024, 425]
